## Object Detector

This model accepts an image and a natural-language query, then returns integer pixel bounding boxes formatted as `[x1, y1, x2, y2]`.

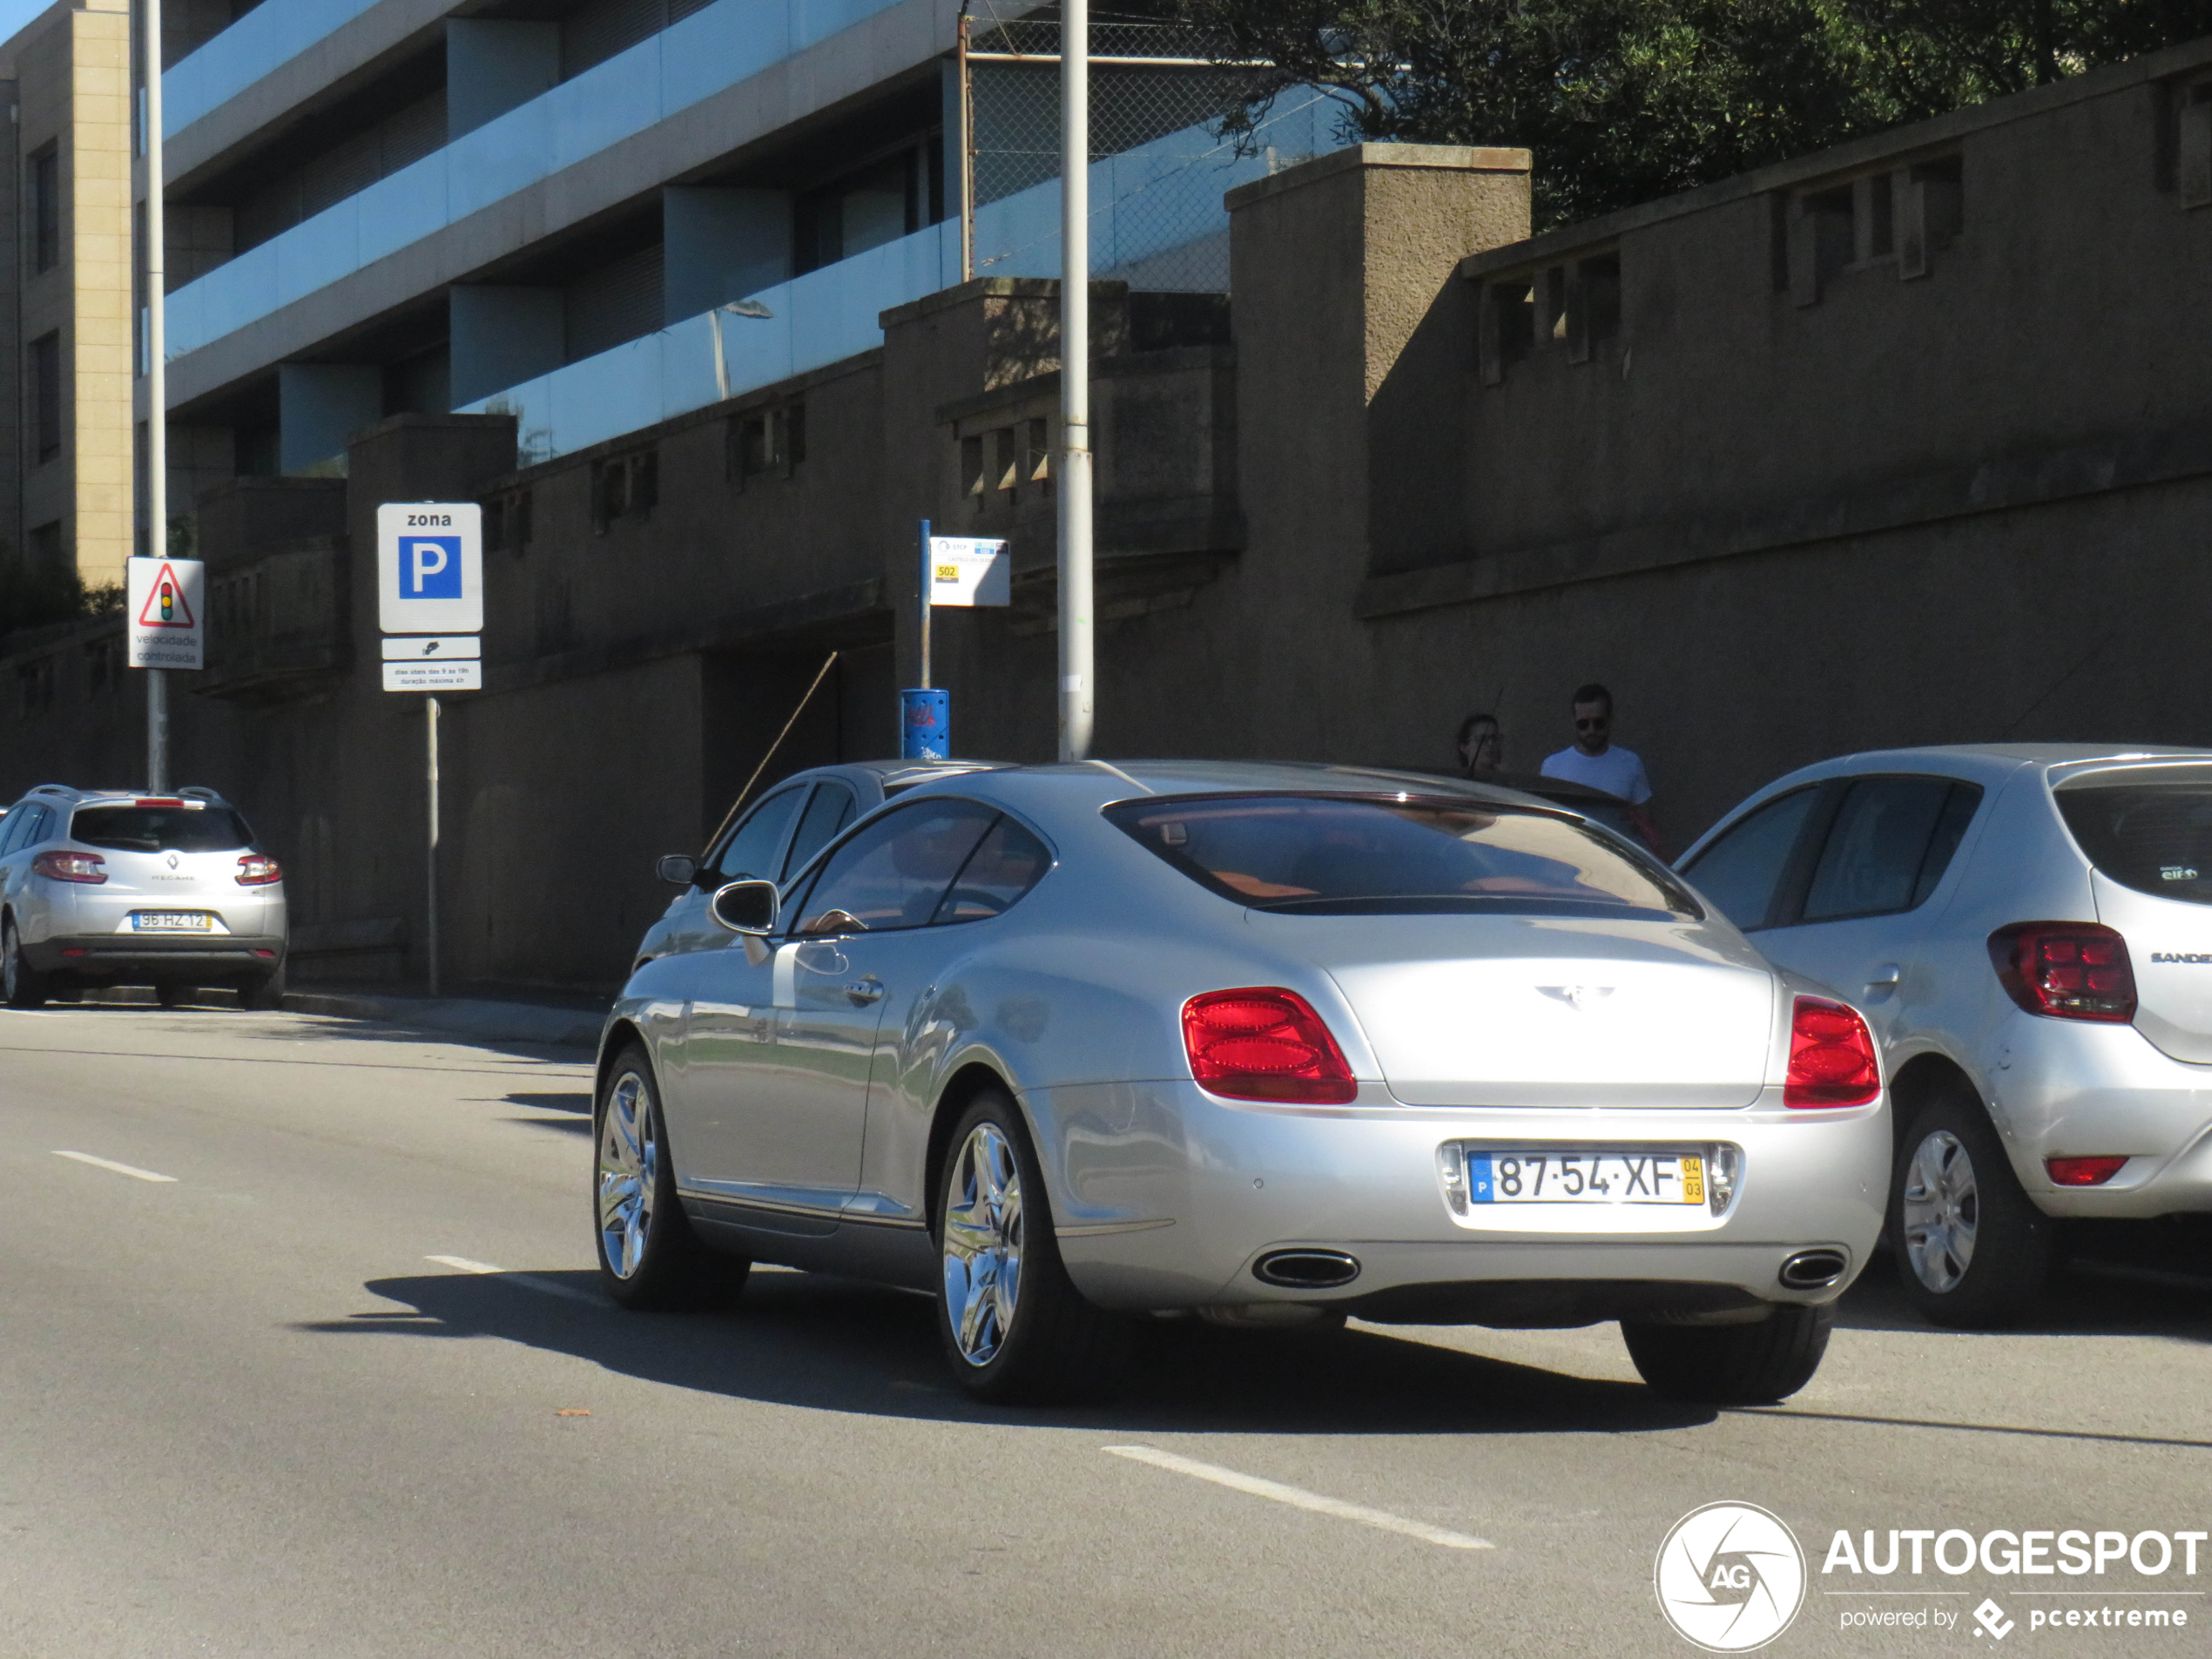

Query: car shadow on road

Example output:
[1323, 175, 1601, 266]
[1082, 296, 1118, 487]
[1831, 1238, 2212, 1344]
[301, 1267, 1716, 1437]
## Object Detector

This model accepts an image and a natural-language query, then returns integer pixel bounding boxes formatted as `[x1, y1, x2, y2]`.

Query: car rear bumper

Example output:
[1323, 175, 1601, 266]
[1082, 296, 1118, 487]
[26, 934, 287, 980]
[1030, 1080, 1891, 1321]
[1987, 1016, 2212, 1217]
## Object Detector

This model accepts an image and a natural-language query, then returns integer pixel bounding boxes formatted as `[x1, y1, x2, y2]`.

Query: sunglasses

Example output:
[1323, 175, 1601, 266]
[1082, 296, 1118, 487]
[1575, 717, 1609, 732]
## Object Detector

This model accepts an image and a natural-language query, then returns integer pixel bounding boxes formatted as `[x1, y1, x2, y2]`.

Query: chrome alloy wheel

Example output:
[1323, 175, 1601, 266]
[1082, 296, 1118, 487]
[1902, 1128, 1978, 1294]
[597, 1069, 658, 1279]
[941, 1123, 1024, 1366]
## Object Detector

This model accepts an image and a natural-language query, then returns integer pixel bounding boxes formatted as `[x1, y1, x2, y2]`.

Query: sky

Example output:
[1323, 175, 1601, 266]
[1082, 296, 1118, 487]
[0, 0, 57, 51]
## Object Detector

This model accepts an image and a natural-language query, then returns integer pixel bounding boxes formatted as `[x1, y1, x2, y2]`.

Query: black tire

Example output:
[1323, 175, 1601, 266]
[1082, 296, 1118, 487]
[592, 1042, 745, 1309]
[155, 981, 191, 1009]
[1890, 1087, 2053, 1327]
[1622, 1304, 1834, 1404]
[240, 962, 287, 1011]
[3, 918, 47, 1009]
[933, 1089, 1127, 1404]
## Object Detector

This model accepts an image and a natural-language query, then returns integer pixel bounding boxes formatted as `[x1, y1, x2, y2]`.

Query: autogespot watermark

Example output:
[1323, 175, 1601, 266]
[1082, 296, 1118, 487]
[1655, 1503, 1809, 1652]
[1658, 1507, 2206, 1649]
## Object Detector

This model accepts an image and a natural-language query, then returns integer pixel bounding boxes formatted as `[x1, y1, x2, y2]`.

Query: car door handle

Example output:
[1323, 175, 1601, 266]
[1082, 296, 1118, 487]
[845, 978, 885, 1007]
[1865, 964, 1902, 989]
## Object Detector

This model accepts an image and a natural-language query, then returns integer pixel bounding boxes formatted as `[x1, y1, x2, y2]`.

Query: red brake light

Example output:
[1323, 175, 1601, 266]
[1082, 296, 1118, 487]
[134, 798, 185, 807]
[31, 850, 106, 884]
[1988, 922, 2136, 1022]
[1784, 995, 1880, 1109]
[2047, 1156, 2128, 1186]
[1182, 988, 1357, 1104]
[235, 853, 282, 887]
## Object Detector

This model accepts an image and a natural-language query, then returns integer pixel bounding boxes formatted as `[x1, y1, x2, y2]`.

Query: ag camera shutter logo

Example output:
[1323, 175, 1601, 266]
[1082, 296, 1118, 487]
[1656, 1502, 1807, 1652]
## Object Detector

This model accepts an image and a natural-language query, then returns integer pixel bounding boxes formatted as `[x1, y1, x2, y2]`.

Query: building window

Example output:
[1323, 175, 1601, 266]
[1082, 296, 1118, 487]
[84, 634, 124, 695]
[29, 144, 57, 273]
[28, 520, 62, 570]
[591, 448, 658, 532]
[30, 332, 61, 463]
[485, 487, 534, 555]
[1025, 417, 1052, 495]
[725, 401, 805, 486]
[794, 145, 938, 274]
[1784, 155, 1961, 302]
[17, 657, 56, 716]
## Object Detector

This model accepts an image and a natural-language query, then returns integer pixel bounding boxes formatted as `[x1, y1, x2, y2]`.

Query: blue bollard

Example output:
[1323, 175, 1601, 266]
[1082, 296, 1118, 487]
[900, 687, 949, 760]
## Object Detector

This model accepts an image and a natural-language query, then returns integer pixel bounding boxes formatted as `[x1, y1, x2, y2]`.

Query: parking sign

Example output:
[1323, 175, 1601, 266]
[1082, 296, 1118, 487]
[377, 503, 482, 634]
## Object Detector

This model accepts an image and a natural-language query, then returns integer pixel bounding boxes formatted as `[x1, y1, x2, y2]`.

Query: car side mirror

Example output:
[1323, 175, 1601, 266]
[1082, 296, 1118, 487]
[710, 879, 779, 936]
[656, 853, 698, 887]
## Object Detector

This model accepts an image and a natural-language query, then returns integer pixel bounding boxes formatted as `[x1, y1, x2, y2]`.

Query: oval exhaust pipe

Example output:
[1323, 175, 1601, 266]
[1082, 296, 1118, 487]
[1779, 1248, 1848, 1291]
[1253, 1249, 1361, 1290]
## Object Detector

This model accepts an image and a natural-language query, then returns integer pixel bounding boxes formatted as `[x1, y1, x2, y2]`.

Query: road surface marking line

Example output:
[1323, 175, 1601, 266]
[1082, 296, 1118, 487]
[1102, 1446, 1494, 1550]
[424, 1256, 598, 1304]
[52, 1150, 177, 1183]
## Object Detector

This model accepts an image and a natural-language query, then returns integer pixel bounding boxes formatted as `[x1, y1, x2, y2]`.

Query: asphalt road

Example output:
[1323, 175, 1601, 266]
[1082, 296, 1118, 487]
[3, 1004, 2208, 1658]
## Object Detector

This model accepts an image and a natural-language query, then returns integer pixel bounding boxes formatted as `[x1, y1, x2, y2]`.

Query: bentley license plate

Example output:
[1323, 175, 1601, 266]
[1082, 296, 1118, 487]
[131, 912, 216, 933]
[1468, 1151, 1704, 1205]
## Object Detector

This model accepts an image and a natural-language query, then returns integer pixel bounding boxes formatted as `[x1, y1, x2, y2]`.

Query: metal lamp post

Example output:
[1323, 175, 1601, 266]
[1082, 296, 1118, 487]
[1057, 0, 1094, 761]
[140, 0, 168, 792]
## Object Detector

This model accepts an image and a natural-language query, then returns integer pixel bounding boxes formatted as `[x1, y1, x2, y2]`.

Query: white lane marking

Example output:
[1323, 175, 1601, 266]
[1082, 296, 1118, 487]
[1102, 1446, 1494, 1550]
[52, 1150, 178, 1184]
[424, 1255, 598, 1304]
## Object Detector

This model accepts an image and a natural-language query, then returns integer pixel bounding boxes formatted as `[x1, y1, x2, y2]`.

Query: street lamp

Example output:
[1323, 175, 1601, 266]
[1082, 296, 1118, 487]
[708, 298, 774, 401]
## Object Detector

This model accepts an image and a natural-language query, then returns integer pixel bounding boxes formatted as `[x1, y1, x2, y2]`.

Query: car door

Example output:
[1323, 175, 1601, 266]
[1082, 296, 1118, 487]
[678, 795, 1001, 1214]
[1751, 775, 1981, 1044]
[0, 805, 48, 912]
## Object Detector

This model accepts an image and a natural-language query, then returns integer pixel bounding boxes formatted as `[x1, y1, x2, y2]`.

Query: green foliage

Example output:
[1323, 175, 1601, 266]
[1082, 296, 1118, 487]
[0, 557, 122, 643]
[1178, 0, 2212, 224]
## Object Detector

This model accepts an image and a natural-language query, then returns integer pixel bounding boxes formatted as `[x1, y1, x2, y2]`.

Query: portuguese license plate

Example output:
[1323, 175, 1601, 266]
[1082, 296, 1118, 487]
[1468, 1150, 1704, 1205]
[131, 911, 215, 933]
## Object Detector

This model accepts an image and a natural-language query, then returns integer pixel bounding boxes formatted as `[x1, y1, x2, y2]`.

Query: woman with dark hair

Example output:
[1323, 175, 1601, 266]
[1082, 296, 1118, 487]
[1455, 711, 1502, 776]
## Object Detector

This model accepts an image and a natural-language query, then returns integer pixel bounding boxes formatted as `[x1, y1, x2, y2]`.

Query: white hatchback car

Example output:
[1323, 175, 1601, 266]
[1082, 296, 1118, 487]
[1679, 745, 2212, 1325]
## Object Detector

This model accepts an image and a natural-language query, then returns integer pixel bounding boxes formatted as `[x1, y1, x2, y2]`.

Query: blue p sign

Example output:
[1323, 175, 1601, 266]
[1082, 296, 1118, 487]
[408, 537, 462, 597]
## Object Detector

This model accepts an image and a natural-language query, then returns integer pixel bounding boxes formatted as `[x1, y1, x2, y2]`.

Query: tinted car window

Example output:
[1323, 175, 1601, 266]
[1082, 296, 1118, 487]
[1107, 794, 1696, 919]
[1678, 787, 1817, 931]
[1, 806, 45, 856]
[782, 782, 858, 881]
[709, 786, 804, 883]
[789, 799, 999, 933]
[931, 814, 1052, 923]
[71, 805, 253, 853]
[2056, 765, 2212, 907]
[1802, 778, 1979, 922]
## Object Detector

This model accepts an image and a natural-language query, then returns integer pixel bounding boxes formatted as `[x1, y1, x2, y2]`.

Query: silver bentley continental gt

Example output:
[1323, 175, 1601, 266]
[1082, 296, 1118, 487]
[591, 761, 1889, 1405]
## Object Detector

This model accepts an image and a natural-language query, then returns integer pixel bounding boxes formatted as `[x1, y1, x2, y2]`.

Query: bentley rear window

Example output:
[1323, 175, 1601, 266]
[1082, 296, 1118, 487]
[2056, 766, 2212, 907]
[1106, 794, 1699, 919]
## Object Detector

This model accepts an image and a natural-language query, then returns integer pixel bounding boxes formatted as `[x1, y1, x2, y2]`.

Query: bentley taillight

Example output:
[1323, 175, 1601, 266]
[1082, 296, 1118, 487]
[1182, 988, 1357, 1104]
[1784, 995, 1880, 1109]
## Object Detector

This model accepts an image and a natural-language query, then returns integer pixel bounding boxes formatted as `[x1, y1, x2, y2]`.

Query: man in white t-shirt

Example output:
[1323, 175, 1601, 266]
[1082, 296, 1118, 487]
[1541, 682, 1661, 853]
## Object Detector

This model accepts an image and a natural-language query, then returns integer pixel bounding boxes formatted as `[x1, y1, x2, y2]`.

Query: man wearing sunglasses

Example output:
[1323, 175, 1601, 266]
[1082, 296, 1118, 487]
[1541, 682, 1662, 855]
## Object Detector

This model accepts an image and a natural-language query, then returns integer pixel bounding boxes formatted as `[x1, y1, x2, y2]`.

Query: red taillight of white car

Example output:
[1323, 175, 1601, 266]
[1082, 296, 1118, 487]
[1784, 995, 1881, 1109]
[1182, 988, 1358, 1104]
[235, 853, 283, 887]
[30, 850, 106, 884]
[1987, 921, 2136, 1022]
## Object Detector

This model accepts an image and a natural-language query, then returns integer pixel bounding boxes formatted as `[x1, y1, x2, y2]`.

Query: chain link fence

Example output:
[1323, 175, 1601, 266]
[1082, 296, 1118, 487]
[964, 7, 1336, 292]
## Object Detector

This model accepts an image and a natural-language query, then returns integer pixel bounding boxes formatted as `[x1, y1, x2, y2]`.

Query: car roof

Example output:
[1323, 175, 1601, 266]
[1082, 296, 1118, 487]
[1736, 744, 2212, 794]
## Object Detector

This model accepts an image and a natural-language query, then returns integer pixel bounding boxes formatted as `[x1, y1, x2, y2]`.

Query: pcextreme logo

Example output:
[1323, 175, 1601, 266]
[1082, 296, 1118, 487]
[1656, 1502, 1809, 1652]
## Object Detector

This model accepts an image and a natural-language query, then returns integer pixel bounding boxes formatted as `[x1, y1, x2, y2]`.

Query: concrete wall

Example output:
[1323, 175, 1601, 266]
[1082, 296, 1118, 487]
[17, 54, 2212, 990]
